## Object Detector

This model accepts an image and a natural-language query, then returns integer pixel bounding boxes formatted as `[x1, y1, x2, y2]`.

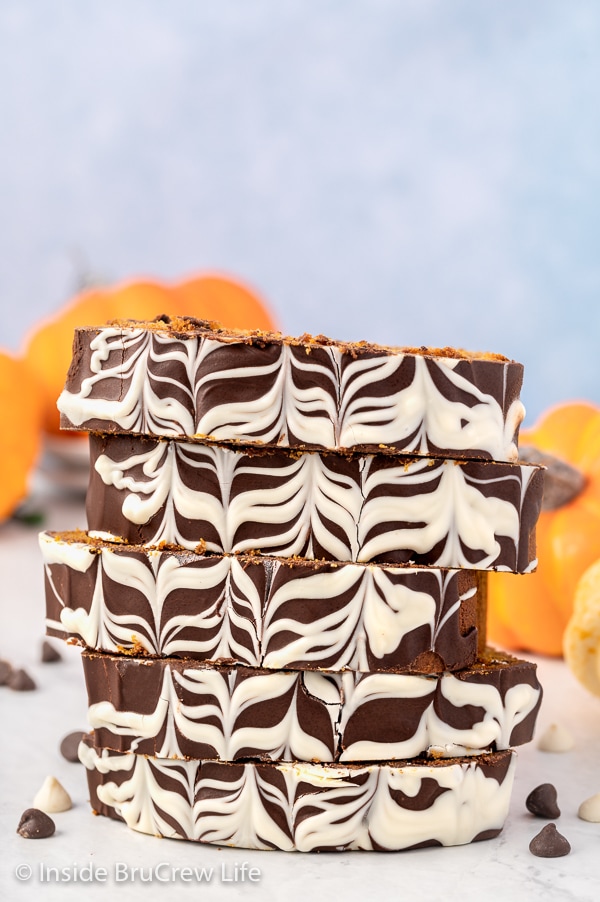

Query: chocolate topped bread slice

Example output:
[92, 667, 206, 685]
[86, 434, 543, 571]
[80, 649, 541, 762]
[79, 736, 517, 851]
[41, 530, 484, 672]
[58, 317, 525, 461]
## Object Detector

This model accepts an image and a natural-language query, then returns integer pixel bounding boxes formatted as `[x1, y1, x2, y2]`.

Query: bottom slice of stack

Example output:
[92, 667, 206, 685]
[80, 738, 516, 852]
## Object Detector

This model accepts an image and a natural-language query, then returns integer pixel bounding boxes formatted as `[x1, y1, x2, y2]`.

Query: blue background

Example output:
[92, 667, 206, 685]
[2, 1, 599, 421]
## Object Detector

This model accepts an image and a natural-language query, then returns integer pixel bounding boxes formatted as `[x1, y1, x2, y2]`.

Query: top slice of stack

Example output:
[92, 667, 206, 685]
[58, 317, 526, 461]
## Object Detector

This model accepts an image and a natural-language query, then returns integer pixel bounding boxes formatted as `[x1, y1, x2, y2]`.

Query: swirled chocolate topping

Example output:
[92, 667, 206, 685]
[58, 319, 525, 462]
[79, 736, 516, 852]
[86, 434, 543, 572]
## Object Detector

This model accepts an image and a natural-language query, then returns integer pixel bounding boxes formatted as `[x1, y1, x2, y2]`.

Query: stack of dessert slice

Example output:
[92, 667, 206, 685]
[41, 317, 544, 852]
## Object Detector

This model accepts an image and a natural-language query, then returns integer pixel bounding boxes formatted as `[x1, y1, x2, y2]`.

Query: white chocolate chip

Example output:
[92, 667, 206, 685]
[578, 792, 600, 822]
[33, 776, 72, 813]
[536, 723, 575, 753]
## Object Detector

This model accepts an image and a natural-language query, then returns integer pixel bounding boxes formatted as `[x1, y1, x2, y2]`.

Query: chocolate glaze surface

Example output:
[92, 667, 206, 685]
[41, 531, 482, 672]
[58, 321, 525, 461]
[79, 736, 516, 851]
[80, 650, 541, 761]
[86, 435, 543, 572]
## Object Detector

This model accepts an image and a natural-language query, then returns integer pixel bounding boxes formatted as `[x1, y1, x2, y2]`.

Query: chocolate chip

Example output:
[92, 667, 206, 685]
[60, 731, 86, 763]
[519, 446, 586, 509]
[8, 668, 36, 691]
[526, 783, 561, 818]
[529, 823, 571, 858]
[17, 808, 55, 839]
[41, 641, 62, 663]
[0, 659, 12, 685]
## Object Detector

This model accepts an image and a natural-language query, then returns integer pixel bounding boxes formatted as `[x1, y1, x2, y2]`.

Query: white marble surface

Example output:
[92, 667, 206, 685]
[2, 494, 600, 902]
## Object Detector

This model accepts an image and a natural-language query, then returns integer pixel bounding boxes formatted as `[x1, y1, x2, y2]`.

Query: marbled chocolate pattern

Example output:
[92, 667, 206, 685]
[81, 651, 541, 761]
[80, 737, 516, 851]
[41, 531, 481, 671]
[86, 435, 543, 571]
[58, 324, 525, 461]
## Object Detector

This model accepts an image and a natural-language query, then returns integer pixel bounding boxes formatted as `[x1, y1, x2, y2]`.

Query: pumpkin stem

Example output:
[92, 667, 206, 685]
[519, 445, 586, 510]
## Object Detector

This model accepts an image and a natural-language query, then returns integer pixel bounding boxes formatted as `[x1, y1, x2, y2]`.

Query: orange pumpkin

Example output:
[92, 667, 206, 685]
[23, 274, 276, 436]
[488, 401, 600, 656]
[0, 351, 44, 520]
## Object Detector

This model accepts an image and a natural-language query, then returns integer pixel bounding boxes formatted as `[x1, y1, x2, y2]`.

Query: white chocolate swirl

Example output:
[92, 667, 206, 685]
[82, 652, 541, 761]
[41, 532, 480, 671]
[87, 435, 542, 571]
[79, 740, 517, 851]
[58, 325, 525, 461]
[87, 663, 339, 762]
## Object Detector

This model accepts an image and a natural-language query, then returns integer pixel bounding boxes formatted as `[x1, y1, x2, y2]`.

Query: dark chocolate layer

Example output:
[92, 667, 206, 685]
[41, 531, 482, 672]
[86, 435, 543, 572]
[81, 649, 541, 761]
[58, 319, 525, 461]
[79, 736, 516, 851]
